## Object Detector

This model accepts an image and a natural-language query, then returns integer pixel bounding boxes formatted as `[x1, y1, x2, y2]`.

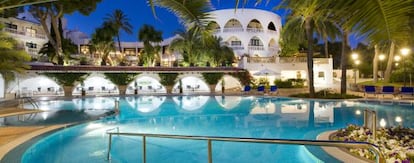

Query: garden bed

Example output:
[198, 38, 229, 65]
[330, 124, 414, 163]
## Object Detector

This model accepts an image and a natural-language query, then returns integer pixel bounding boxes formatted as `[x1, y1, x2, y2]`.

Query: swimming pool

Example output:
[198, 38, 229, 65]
[16, 96, 414, 162]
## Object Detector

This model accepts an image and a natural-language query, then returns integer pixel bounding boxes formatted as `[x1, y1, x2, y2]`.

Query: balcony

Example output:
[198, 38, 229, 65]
[279, 57, 307, 63]
[223, 27, 244, 33]
[229, 45, 244, 50]
[3, 27, 47, 40]
[247, 57, 276, 63]
[246, 28, 264, 33]
[248, 45, 264, 51]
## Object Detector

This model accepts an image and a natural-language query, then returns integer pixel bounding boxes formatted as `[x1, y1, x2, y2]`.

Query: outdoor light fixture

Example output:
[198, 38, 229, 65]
[351, 53, 360, 84]
[379, 118, 387, 128]
[379, 54, 386, 79]
[400, 48, 411, 86]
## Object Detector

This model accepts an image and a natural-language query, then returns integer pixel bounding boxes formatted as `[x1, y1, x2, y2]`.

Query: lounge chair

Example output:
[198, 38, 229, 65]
[400, 87, 414, 98]
[269, 85, 278, 95]
[364, 85, 376, 97]
[242, 85, 251, 94]
[257, 85, 265, 94]
[381, 86, 395, 98]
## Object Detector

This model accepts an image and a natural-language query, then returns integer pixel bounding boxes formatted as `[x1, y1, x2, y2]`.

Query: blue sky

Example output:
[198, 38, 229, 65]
[65, 0, 284, 42]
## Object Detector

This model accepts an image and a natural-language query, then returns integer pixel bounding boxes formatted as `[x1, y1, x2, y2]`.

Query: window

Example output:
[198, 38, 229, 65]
[250, 39, 261, 46]
[318, 72, 325, 78]
[26, 28, 36, 37]
[26, 42, 37, 49]
[231, 41, 241, 46]
[5, 23, 17, 29]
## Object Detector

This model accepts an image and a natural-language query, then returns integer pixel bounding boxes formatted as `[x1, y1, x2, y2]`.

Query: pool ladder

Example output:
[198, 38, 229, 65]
[18, 97, 39, 110]
[106, 132, 385, 163]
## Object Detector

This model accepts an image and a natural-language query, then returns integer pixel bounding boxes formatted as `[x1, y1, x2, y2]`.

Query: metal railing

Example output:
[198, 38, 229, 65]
[19, 97, 39, 109]
[106, 132, 385, 163]
[364, 110, 377, 139]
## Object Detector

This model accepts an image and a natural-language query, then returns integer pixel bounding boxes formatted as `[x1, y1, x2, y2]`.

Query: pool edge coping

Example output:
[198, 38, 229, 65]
[0, 123, 73, 161]
[317, 130, 370, 163]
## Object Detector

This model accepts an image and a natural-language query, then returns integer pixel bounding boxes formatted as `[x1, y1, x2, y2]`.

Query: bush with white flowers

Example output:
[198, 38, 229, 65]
[331, 124, 414, 163]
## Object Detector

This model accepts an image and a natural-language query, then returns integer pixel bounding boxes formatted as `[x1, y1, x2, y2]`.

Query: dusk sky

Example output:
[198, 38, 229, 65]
[65, 0, 284, 41]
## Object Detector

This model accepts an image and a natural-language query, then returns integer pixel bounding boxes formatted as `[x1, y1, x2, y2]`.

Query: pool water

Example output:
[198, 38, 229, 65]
[19, 96, 414, 163]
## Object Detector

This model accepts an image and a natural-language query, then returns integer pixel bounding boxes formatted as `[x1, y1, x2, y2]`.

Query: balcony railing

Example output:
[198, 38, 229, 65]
[248, 45, 264, 51]
[267, 30, 278, 34]
[229, 45, 244, 50]
[3, 27, 46, 40]
[223, 27, 244, 33]
[247, 57, 276, 63]
[246, 28, 264, 33]
[279, 57, 307, 63]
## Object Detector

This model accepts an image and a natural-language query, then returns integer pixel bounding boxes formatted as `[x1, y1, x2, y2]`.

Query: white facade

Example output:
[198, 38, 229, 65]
[0, 16, 48, 59]
[208, 9, 281, 57]
[0, 74, 4, 99]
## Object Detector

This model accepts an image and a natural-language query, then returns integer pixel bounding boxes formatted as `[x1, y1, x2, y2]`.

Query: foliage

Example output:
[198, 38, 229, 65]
[29, 0, 102, 65]
[169, 27, 203, 66]
[103, 73, 138, 85]
[105, 9, 133, 53]
[274, 79, 305, 88]
[138, 24, 163, 66]
[39, 18, 77, 64]
[255, 77, 269, 86]
[43, 73, 89, 86]
[206, 36, 235, 67]
[202, 73, 223, 85]
[332, 124, 414, 162]
[0, 25, 31, 82]
[90, 22, 116, 66]
[291, 89, 361, 99]
[158, 73, 179, 86]
[229, 71, 253, 86]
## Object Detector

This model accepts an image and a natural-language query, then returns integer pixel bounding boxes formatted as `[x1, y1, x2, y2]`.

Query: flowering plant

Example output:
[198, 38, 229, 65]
[331, 124, 414, 163]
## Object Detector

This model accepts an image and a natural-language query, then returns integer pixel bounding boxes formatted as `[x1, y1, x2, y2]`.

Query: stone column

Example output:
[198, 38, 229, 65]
[63, 86, 73, 97]
[118, 85, 127, 95]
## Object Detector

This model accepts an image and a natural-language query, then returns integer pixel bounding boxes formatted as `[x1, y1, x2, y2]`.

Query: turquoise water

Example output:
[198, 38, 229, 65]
[20, 96, 414, 163]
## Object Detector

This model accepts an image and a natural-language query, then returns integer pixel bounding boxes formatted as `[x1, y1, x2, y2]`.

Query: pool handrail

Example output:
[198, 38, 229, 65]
[106, 132, 385, 163]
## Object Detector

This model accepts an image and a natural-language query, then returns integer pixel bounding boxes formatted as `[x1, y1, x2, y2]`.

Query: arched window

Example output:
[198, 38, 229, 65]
[223, 19, 243, 32]
[268, 22, 276, 31]
[248, 36, 264, 51]
[226, 36, 244, 50]
[207, 21, 221, 32]
[247, 19, 263, 32]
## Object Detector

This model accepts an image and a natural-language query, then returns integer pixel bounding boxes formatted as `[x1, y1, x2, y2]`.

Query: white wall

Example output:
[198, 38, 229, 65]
[0, 74, 4, 99]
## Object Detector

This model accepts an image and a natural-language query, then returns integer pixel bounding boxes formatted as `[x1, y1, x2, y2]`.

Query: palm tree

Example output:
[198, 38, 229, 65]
[207, 36, 235, 66]
[169, 27, 204, 66]
[0, 25, 31, 83]
[138, 24, 163, 66]
[105, 9, 133, 54]
[90, 22, 116, 66]
[277, 0, 334, 97]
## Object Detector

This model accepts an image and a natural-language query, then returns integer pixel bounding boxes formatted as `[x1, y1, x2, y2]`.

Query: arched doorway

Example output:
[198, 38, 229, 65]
[73, 76, 119, 96]
[172, 76, 210, 94]
[215, 75, 242, 93]
[126, 76, 166, 94]
[11, 76, 63, 97]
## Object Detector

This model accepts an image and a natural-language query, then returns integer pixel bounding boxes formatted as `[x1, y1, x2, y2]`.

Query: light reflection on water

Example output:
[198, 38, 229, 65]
[18, 96, 414, 163]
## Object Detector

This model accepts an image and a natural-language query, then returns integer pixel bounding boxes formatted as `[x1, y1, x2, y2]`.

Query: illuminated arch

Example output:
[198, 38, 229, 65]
[73, 76, 119, 96]
[247, 19, 263, 32]
[172, 76, 210, 93]
[208, 21, 221, 32]
[223, 19, 243, 32]
[12, 76, 63, 97]
[215, 75, 242, 93]
[126, 76, 166, 94]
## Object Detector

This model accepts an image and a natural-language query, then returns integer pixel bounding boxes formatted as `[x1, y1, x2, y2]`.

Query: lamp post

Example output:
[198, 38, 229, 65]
[378, 54, 386, 80]
[351, 53, 359, 84]
[400, 48, 410, 86]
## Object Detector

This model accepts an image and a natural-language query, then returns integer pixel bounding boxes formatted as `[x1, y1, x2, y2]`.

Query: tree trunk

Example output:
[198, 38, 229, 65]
[165, 85, 173, 94]
[373, 45, 380, 82]
[117, 34, 122, 54]
[305, 18, 315, 97]
[209, 84, 216, 94]
[63, 86, 73, 97]
[118, 85, 127, 95]
[51, 13, 63, 65]
[384, 42, 396, 83]
[324, 39, 329, 58]
[340, 31, 349, 95]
